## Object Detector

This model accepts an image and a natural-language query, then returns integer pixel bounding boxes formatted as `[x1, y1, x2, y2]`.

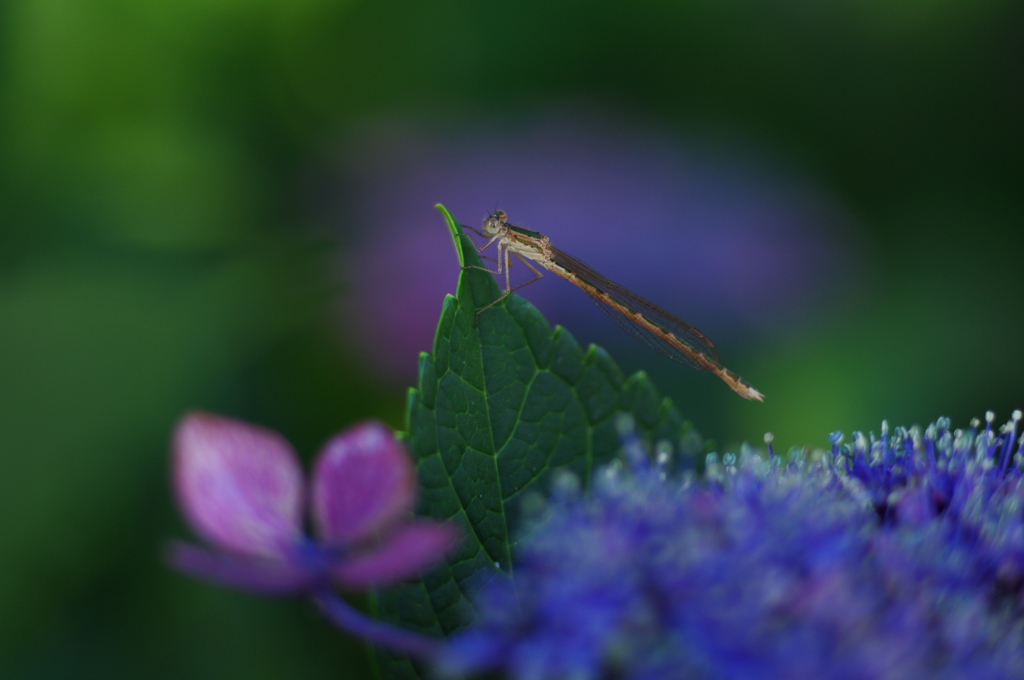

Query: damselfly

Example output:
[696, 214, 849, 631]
[463, 210, 763, 401]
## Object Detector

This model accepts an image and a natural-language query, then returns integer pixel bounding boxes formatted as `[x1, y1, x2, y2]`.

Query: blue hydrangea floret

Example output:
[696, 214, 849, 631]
[437, 412, 1024, 680]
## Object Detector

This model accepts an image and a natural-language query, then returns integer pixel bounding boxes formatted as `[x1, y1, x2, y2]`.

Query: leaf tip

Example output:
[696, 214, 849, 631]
[436, 203, 465, 268]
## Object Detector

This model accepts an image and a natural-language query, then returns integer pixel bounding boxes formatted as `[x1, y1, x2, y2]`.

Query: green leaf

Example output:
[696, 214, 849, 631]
[372, 204, 702, 680]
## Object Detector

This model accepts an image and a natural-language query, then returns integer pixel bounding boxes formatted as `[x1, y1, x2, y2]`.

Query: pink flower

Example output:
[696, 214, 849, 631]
[169, 412, 457, 596]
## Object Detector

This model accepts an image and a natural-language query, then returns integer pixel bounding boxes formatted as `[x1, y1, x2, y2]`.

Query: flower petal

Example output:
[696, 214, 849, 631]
[173, 412, 304, 558]
[311, 422, 417, 545]
[332, 521, 458, 588]
[435, 631, 506, 677]
[167, 541, 315, 594]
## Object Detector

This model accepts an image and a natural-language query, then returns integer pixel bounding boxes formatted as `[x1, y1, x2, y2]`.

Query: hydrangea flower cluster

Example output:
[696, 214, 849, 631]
[438, 412, 1024, 680]
[169, 412, 457, 657]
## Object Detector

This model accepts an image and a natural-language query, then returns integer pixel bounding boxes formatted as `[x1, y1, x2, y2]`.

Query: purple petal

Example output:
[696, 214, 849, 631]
[893, 489, 934, 526]
[313, 591, 443, 658]
[167, 541, 315, 595]
[311, 422, 417, 545]
[435, 631, 507, 677]
[173, 412, 305, 558]
[331, 521, 458, 588]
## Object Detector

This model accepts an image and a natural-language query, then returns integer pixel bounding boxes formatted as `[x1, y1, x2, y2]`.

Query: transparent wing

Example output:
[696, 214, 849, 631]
[549, 245, 720, 372]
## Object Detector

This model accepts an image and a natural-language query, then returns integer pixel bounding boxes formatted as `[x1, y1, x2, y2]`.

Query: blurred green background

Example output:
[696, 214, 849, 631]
[0, 0, 1021, 677]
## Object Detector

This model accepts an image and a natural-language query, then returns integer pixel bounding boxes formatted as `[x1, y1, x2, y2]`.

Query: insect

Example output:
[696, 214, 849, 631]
[462, 210, 763, 401]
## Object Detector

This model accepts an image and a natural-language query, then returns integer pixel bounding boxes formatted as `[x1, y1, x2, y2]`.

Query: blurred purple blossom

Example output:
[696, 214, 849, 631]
[327, 112, 859, 383]
[169, 413, 457, 656]
[437, 412, 1024, 680]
